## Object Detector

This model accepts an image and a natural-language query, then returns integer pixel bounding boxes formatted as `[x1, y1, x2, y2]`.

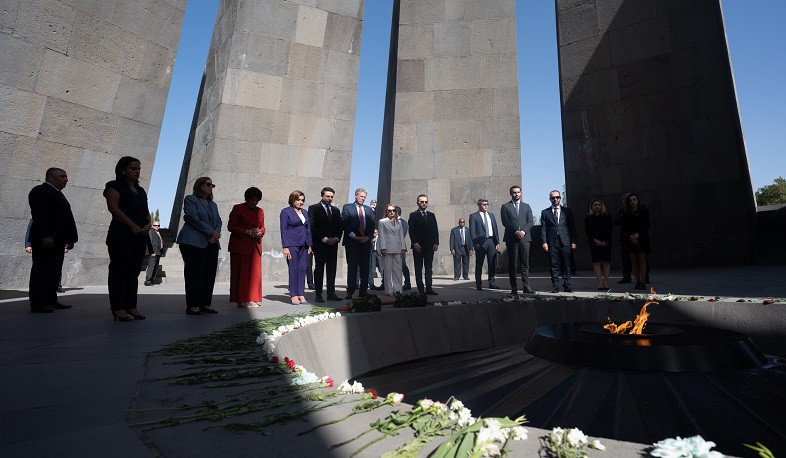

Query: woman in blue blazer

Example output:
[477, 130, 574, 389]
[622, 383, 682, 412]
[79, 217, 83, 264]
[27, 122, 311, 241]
[177, 177, 222, 315]
[280, 190, 312, 305]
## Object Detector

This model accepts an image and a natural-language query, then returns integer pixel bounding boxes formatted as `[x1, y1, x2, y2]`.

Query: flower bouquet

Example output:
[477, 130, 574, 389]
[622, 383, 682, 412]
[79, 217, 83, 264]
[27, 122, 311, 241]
[393, 291, 428, 308]
[348, 294, 383, 313]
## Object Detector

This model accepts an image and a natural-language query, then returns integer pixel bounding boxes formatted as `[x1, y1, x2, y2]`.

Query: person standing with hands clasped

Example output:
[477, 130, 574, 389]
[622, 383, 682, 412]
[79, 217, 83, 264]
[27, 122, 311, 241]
[280, 190, 312, 305]
[228, 187, 265, 308]
[585, 199, 613, 290]
[408, 194, 439, 295]
[341, 188, 375, 299]
[468, 198, 501, 291]
[449, 218, 472, 281]
[308, 187, 343, 303]
[377, 204, 407, 295]
[541, 190, 577, 293]
[500, 185, 534, 295]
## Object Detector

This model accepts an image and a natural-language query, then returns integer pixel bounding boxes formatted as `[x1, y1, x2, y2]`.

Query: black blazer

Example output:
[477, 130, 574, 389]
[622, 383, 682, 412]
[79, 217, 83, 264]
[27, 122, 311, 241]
[408, 210, 439, 248]
[308, 201, 342, 252]
[341, 203, 376, 246]
[540, 205, 577, 247]
[500, 200, 533, 243]
[28, 183, 78, 246]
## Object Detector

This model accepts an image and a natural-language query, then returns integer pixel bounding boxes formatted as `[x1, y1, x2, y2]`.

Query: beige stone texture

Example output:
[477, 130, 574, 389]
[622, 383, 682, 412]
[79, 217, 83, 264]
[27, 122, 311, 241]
[294, 4, 328, 48]
[112, 76, 167, 125]
[0, 83, 47, 137]
[423, 56, 482, 91]
[323, 11, 362, 53]
[433, 21, 470, 57]
[222, 68, 283, 111]
[398, 23, 433, 60]
[0, 34, 43, 91]
[36, 49, 122, 113]
[322, 49, 360, 89]
[12, 0, 75, 53]
[287, 42, 324, 82]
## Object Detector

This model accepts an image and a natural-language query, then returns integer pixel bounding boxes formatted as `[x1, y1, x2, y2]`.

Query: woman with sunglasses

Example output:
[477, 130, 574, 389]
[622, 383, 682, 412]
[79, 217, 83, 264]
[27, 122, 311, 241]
[177, 177, 222, 315]
[377, 203, 407, 295]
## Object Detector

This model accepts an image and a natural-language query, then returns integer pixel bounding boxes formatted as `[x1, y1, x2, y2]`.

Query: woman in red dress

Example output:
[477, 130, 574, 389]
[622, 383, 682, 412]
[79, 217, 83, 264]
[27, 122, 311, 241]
[228, 187, 265, 307]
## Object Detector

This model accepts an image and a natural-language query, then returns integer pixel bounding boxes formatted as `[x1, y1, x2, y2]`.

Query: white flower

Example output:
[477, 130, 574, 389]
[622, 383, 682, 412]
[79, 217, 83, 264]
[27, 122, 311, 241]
[387, 392, 404, 405]
[418, 398, 434, 409]
[651, 435, 724, 458]
[457, 408, 474, 427]
[509, 426, 528, 440]
[290, 370, 319, 385]
[449, 399, 465, 411]
[549, 427, 565, 446]
[292, 364, 306, 373]
[433, 401, 447, 413]
[337, 380, 352, 392]
[335, 312, 341, 317]
[590, 439, 605, 451]
[479, 443, 501, 457]
[350, 380, 364, 394]
[433, 302, 444, 306]
[566, 428, 588, 447]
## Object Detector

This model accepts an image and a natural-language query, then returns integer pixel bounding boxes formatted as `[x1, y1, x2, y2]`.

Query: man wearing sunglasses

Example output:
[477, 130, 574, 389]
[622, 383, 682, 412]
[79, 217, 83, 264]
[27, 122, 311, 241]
[408, 194, 439, 295]
[144, 221, 163, 286]
[540, 190, 577, 293]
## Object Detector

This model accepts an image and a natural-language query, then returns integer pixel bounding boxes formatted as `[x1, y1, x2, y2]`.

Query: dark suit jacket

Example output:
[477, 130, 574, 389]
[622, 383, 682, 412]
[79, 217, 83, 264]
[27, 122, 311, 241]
[341, 203, 375, 246]
[408, 210, 439, 248]
[28, 183, 78, 246]
[147, 228, 163, 255]
[308, 201, 342, 252]
[280, 206, 311, 248]
[468, 211, 499, 247]
[449, 226, 472, 252]
[540, 206, 577, 247]
[500, 200, 533, 243]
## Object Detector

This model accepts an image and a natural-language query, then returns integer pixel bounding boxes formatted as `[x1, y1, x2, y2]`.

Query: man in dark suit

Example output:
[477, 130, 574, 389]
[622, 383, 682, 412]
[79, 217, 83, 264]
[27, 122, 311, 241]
[341, 187, 375, 299]
[540, 190, 577, 293]
[28, 168, 78, 313]
[501, 185, 534, 295]
[144, 221, 163, 286]
[308, 187, 343, 302]
[408, 194, 439, 295]
[468, 198, 500, 290]
[449, 218, 472, 280]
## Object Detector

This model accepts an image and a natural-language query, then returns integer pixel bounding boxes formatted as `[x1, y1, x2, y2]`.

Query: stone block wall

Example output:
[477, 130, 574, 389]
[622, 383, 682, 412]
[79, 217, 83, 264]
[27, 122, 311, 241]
[388, 0, 522, 276]
[0, 0, 185, 288]
[174, 0, 364, 282]
[556, 0, 756, 268]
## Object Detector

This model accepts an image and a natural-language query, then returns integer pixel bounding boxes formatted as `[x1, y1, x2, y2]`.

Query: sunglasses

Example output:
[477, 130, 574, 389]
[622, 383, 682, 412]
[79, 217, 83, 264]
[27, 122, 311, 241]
[418, 201, 428, 204]
[205, 183, 216, 188]
[152, 225, 160, 227]
[550, 196, 561, 200]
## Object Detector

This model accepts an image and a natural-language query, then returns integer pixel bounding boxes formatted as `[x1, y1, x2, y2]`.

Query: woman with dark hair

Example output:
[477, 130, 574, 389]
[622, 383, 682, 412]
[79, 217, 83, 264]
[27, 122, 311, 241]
[176, 177, 222, 315]
[280, 190, 311, 305]
[620, 193, 651, 290]
[103, 156, 151, 321]
[585, 199, 613, 290]
[228, 187, 265, 308]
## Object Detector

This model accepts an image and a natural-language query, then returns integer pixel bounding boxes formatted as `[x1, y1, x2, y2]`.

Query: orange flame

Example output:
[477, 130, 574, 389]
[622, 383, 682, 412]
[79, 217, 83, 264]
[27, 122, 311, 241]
[604, 301, 658, 335]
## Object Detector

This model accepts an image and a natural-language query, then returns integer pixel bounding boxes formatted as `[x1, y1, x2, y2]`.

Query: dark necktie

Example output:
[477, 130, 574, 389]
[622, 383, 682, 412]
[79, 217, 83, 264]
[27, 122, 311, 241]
[358, 206, 365, 236]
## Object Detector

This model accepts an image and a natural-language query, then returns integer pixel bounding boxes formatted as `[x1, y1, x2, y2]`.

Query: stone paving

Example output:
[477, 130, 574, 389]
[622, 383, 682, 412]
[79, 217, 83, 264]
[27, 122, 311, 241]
[1, 266, 784, 457]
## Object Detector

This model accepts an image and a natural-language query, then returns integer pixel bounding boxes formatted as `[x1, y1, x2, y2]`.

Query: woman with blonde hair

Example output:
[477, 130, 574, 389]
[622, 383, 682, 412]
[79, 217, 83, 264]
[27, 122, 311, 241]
[584, 199, 613, 289]
[377, 203, 407, 295]
[177, 177, 222, 315]
[280, 190, 312, 304]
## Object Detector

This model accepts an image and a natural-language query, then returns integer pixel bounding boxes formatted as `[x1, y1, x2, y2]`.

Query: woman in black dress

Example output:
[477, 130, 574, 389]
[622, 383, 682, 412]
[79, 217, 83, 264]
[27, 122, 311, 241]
[584, 199, 613, 289]
[103, 156, 151, 321]
[620, 193, 651, 290]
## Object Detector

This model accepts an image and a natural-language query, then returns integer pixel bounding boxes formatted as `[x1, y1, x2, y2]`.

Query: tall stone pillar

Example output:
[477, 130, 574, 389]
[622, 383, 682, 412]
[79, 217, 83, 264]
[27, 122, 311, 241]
[176, 0, 364, 281]
[0, 0, 186, 288]
[387, 0, 522, 275]
[557, 0, 755, 267]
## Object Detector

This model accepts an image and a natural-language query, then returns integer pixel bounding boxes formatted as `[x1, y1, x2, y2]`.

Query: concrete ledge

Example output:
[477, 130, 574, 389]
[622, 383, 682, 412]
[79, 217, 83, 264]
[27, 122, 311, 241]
[276, 299, 785, 382]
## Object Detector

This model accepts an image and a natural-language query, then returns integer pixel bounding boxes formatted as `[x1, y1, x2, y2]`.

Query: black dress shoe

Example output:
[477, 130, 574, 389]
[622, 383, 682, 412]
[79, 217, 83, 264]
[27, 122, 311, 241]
[186, 308, 205, 315]
[144, 281, 153, 286]
[425, 289, 438, 295]
[326, 294, 342, 301]
[344, 293, 354, 300]
[551, 287, 559, 293]
[564, 287, 574, 293]
[488, 283, 501, 290]
[315, 295, 325, 303]
[476, 285, 482, 291]
[199, 306, 218, 314]
[31, 306, 54, 313]
[617, 278, 631, 284]
[521, 287, 534, 294]
[307, 283, 315, 290]
[402, 285, 412, 291]
[463, 277, 470, 280]
[51, 302, 73, 309]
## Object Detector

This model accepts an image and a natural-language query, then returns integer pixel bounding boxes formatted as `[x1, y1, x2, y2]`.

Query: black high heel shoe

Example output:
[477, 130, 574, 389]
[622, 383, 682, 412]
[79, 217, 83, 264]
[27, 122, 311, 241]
[127, 310, 146, 320]
[112, 311, 133, 322]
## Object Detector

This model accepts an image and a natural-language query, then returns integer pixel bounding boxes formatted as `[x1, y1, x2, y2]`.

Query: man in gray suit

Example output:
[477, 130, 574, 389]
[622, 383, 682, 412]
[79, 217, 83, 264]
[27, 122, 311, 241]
[449, 218, 472, 280]
[540, 190, 577, 293]
[144, 221, 163, 286]
[501, 185, 534, 295]
[468, 199, 500, 291]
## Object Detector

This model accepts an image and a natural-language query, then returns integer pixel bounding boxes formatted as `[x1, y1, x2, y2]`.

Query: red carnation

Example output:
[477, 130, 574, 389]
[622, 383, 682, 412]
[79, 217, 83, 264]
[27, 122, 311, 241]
[286, 360, 295, 370]
[763, 299, 774, 305]
[284, 357, 290, 362]
[271, 356, 280, 364]
[325, 377, 334, 387]
[368, 389, 378, 399]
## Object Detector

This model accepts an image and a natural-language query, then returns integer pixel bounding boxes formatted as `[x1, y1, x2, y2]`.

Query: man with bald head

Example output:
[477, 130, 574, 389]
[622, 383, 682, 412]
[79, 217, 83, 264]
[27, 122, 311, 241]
[28, 168, 78, 312]
[449, 218, 472, 280]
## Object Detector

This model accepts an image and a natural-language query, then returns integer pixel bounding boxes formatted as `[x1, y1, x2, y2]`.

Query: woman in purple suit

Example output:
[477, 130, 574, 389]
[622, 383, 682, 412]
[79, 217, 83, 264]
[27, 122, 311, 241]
[280, 190, 312, 305]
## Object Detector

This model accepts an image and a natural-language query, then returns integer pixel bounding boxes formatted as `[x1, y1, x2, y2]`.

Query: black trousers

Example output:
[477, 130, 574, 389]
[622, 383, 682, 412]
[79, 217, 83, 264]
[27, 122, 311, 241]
[145, 255, 160, 283]
[549, 243, 573, 288]
[412, 248, 435, 291]
[313, 246, 338, 296]
[452, 246, 470, 279]
[475, 238, 497, 286]
[180, 243, 219, 309]
[29, 241, 65, 307]
[506, 240, 530, 292]
[107, 237, 147, 311]
[345, 241, 371, 295]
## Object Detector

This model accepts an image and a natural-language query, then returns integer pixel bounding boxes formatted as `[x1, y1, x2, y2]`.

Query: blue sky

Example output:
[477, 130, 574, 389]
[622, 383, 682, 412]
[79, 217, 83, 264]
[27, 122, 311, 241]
[148, 0, 785, 223]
